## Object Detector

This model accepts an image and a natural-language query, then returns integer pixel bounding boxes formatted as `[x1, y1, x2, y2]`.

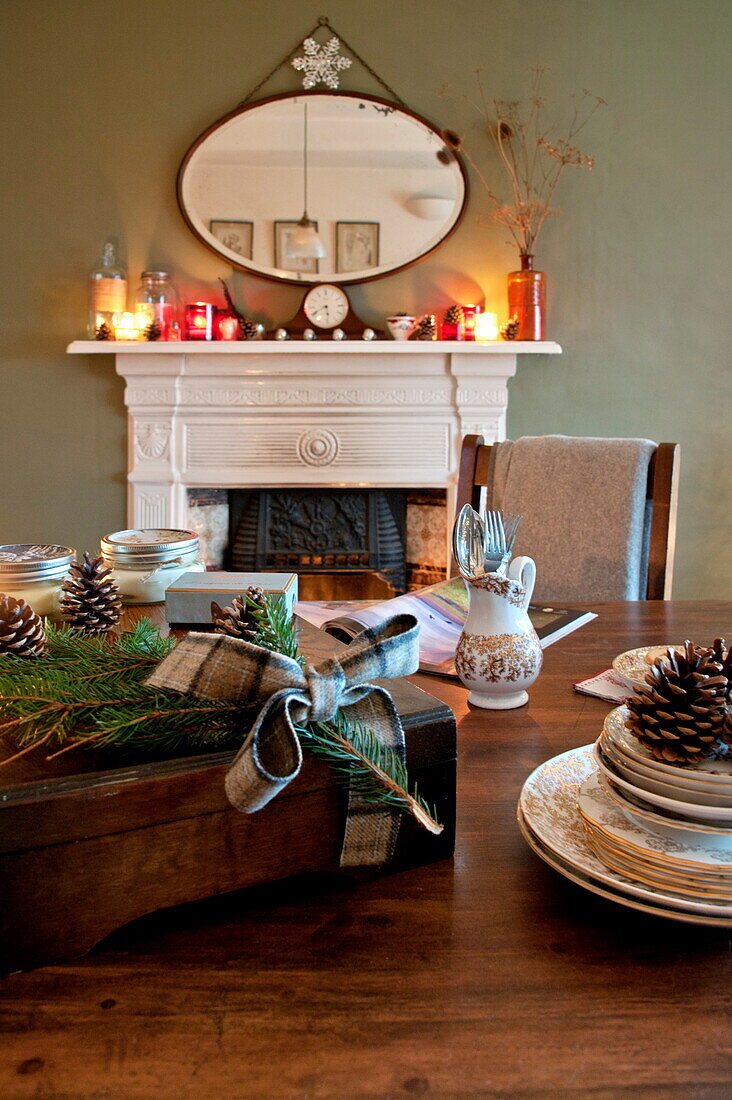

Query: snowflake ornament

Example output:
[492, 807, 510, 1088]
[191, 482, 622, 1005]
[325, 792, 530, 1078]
[292, 36, 352, 90]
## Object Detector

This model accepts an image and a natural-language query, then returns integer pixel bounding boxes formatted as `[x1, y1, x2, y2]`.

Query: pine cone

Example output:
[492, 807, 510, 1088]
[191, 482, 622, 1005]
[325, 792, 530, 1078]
[144, 320, 162, 341]
[625, 640, 728, 763]
[500, 316, 521, 341]
[59, 553, 122, 634]
[211, 586, 267, 642]
[710, 638, 732, 703]
[240, 319, 260, 340]
[410, 314, 436, 341]
[443, 304, 465, 325]
[95, 322, 114, 341]
[0, 595, 46, 657]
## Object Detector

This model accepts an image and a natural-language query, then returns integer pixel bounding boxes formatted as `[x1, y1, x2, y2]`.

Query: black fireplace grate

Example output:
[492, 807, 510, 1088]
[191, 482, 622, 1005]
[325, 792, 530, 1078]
[228, 488, 407, 594]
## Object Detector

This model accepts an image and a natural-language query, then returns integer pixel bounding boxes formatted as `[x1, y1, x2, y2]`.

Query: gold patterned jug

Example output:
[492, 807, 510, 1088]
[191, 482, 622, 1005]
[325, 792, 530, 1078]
[455, 557, 542, 709]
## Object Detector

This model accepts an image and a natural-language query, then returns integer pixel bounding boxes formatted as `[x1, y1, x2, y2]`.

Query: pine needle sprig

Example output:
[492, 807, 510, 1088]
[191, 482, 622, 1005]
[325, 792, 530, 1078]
[297, 713, 442, 834]
[245, 593, 303, 664]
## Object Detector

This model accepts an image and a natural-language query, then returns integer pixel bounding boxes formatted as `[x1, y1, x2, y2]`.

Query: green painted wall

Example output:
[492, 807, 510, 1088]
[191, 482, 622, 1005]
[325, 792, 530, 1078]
[1, 0, 729, 598]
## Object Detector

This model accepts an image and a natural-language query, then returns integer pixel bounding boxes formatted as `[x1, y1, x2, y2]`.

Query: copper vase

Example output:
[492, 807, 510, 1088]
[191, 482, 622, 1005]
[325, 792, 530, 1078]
[507, 254, 546, 340]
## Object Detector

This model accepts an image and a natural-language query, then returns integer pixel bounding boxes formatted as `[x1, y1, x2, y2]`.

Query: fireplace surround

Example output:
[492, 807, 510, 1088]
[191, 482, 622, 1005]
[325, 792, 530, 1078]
[68, 339, 560, 576]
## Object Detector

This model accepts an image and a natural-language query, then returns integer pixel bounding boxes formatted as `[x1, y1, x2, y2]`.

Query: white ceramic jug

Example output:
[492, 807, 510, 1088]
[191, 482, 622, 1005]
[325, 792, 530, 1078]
[455, 556, 543, 709]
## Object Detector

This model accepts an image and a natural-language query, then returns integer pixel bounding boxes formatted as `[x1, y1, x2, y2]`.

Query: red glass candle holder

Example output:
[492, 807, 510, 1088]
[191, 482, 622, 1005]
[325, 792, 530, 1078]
[441, 321, 464, 341]
[461, 304, 481, 342]
[185, 302, 217, 341]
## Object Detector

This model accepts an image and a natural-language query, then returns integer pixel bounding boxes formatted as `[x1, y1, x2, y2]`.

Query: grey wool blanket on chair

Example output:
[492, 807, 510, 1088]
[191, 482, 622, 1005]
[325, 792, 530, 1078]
[489, 435, 657, 603]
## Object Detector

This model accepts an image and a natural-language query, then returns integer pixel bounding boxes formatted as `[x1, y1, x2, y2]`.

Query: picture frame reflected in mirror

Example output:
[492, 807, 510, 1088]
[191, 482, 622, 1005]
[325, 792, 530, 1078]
[209, 220, 253, 260]
[336, 221, 380, 273]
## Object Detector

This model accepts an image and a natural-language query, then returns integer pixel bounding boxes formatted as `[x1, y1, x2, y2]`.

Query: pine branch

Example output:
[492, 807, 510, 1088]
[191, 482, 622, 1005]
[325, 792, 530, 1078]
[245, 594, 303, 663]
[297, 714, 442, 834]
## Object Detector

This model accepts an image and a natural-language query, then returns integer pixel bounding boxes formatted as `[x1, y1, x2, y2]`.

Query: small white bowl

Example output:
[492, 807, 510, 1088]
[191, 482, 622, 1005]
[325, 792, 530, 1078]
[386, 315, 417, 341]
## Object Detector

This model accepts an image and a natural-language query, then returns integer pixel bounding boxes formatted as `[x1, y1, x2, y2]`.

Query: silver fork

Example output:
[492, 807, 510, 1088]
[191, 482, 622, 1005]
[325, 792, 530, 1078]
[483, 509, 521, 573]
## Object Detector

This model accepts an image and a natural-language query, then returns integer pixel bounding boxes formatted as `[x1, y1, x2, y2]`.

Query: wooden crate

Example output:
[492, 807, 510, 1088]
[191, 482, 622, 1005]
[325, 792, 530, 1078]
[0, 621, 456, 972]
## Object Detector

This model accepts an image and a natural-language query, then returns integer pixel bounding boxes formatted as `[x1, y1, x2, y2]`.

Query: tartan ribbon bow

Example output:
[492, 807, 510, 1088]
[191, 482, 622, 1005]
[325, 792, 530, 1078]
[146, 613, 420, 866]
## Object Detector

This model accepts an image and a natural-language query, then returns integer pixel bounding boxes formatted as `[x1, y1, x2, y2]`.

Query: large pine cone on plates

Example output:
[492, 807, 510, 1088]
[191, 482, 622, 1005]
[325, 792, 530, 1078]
[625, 640, 728, 763]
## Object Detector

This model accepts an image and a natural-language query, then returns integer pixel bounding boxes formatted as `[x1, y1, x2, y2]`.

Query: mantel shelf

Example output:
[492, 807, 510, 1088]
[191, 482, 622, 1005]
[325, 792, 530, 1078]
[67, 340, 561, 355]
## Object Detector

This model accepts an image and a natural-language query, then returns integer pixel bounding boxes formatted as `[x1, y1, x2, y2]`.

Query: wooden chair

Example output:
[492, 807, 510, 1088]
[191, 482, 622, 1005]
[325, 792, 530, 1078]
[455, 435, 680, 600]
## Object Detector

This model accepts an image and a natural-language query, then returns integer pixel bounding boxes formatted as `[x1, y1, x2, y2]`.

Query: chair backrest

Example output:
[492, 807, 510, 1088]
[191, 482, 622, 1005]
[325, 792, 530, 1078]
[454, 435, 680, 600]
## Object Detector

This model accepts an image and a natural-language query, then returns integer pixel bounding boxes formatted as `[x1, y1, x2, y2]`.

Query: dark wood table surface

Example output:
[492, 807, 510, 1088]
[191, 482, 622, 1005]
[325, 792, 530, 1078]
[1, 601, 731, 1099]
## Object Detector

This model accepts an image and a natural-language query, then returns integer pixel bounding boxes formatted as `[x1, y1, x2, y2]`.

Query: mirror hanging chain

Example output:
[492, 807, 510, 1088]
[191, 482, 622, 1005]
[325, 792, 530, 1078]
[236, 15, 407, 108]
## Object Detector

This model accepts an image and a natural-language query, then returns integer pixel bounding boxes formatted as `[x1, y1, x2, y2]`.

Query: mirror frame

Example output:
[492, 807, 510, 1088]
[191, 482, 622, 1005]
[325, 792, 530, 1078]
[176, 90, 469, 286]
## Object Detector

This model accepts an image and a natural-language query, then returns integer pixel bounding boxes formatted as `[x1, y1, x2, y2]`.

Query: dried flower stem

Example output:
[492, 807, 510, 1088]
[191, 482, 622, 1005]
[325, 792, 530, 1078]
[442, 66, 605, 255]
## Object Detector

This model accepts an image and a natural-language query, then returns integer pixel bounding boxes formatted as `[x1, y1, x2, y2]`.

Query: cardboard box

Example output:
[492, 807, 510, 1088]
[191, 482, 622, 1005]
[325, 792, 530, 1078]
[165, 571, 298, 629]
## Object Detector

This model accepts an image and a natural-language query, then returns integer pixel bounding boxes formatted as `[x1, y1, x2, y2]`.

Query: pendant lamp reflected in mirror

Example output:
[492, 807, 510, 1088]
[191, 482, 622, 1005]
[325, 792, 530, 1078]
[289, 103, 328, 260]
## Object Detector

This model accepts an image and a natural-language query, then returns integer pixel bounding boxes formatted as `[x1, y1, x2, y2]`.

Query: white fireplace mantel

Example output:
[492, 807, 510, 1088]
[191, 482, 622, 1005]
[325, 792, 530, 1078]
[68, 340, 561, 531]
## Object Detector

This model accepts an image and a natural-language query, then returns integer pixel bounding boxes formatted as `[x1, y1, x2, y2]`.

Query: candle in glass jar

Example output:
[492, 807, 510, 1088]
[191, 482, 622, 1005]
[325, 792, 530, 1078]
[474, 312, 499, 340]
[114, 312, 141, 340]
[0, 544, 75, 620]
[185, 303, 217, 341]
[100, 529, 205, 604]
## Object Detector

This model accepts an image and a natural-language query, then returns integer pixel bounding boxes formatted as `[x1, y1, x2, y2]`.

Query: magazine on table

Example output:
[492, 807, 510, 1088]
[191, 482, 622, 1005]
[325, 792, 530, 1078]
[296, 577, 597, 677]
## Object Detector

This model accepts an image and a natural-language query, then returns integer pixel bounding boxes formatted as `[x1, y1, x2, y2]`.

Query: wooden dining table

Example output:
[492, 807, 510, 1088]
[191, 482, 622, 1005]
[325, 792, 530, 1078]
[1, 600, 731, 1098]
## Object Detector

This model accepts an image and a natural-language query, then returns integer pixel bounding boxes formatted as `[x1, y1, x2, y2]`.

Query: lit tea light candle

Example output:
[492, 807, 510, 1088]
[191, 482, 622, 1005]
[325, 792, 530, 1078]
[185, 302, 217, 341]
[474, 312, 499, 341]
[218, 314, 240, 341]
[114, 312, 141, 340]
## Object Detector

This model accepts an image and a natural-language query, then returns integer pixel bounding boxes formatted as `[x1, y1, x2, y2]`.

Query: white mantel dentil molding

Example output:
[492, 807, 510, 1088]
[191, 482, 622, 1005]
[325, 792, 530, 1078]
[68, 340, 561, 560]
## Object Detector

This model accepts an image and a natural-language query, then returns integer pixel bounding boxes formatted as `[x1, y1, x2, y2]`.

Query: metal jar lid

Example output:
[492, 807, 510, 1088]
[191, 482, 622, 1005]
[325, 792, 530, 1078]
[100, 529, 200, 565]
[0, 544, 75, 578]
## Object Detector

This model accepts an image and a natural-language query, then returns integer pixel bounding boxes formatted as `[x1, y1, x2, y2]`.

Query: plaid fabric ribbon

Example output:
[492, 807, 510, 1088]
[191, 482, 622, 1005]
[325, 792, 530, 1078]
[146, 613, 420, 867]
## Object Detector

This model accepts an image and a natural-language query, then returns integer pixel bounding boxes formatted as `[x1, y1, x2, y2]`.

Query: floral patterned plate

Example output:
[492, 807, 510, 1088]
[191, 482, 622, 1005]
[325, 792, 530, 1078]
[517, 806, 732, 928]
[578, 770, 732, 871]
[604, 706, 732, 784]
[599, 738, 732, 806]
[597, 771, 732, 847]
[611, 645, 682, 689]
[580, 828, 732, 900]
[594, 744, 732, 824]
[518, 745, 732, 917]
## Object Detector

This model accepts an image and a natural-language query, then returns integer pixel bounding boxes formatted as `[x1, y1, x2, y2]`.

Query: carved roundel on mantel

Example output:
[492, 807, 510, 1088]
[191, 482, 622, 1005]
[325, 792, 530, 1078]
[297, 428, 339, 466]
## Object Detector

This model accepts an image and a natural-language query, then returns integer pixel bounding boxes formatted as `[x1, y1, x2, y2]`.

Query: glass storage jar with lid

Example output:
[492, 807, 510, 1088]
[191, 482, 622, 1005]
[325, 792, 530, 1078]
[100, 529, 205, 605]
[0, 545, 75, 619]
[134, 270, 180, 340]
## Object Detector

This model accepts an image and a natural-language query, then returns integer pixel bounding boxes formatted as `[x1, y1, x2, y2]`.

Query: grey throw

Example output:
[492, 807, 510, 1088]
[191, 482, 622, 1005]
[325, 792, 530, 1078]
[146, 614, 421, 867]
[489, 435, 656, 602]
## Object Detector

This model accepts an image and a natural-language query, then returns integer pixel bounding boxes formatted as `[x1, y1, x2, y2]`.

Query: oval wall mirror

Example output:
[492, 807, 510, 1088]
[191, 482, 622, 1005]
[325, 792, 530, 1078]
[177, 91, 468, 285]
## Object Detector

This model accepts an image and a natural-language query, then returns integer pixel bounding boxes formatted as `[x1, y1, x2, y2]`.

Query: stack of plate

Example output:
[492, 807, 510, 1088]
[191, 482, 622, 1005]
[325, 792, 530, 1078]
[518, 641, 732, 923]
[518, 738, 732, 926]
[596, 705, 732, 824]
